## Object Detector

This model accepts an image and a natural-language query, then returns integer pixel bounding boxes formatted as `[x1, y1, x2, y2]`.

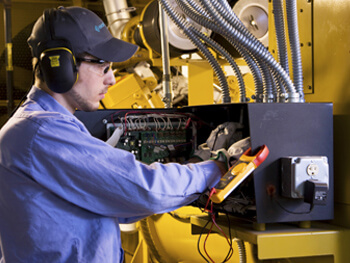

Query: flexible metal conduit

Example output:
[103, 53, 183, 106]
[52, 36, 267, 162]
[219, 0, 289, 102]
[159, 0, 232, 103]
[180, 0, 284, 102]
[174, 0, 246, 101]
[286, 0, 305, 102]
[191, 30, 247, 102]
[191, 0, 299, 101]
[272, 0, 289, 102]
[235, 239, 247, 263]
[176, 0, 264, 101]
[273, 0, 289, 75]
[215, 0, 275, 102]
[210, 0, 288, 102]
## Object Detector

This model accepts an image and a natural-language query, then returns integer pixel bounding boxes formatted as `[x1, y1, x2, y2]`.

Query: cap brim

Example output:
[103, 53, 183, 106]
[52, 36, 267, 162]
[90, 38, 139, 63]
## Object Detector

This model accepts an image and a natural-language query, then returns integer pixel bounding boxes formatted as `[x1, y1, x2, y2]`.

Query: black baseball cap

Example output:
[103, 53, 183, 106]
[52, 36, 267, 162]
[28, 6, 139, 62]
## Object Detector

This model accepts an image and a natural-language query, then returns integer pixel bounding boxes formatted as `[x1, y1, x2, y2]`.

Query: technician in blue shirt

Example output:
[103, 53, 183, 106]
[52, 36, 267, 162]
[0, 6, 228, 263]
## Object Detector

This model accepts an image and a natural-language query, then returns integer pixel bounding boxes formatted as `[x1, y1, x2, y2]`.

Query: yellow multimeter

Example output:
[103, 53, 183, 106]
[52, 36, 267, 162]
[210, 145, 269, 203]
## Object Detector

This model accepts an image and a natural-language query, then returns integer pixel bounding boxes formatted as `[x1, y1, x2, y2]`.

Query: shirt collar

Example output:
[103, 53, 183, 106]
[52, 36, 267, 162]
[26, 86, 74, 117]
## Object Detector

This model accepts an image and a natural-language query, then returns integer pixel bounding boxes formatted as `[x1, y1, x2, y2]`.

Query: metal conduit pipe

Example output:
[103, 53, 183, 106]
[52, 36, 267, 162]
[272, 72, 287, 102]
[191, 29, 247, 102]
[217, 0, 279, 102]
[179, 0, 264, 98]
[199, 0, 275, 101]
[158, 0, 231, 103]
[272, 0, 289, 102]
[199, 0, 297, 99]
[158, 4, 173, 108]
[215, 0, 281, 102]
[181, 0, 268, 101]
[177, 0, 264, 101]
[235, 239, 247, 263]
[286, 0, 305, 102]
[273, 0, 289, 75]
[261, 65, 276, 102]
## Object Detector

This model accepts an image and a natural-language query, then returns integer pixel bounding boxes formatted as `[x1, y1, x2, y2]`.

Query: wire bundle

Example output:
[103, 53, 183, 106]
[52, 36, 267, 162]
[158, 0, 304, 103]
[111, 111, 193, 132]
[197, 188, 234, 263]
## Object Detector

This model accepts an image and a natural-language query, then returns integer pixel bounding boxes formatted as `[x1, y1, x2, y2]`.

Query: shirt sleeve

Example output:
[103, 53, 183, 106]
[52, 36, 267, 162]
[28, 116, 222, 220]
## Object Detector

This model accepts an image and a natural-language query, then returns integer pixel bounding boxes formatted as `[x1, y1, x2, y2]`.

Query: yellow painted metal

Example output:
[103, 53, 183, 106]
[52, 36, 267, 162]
[192, 215, 350, 263]
[268, 0, 313, 94]
[268, 0, 350, 230]
[187, 61, 214, 106]
[130, 238, 151, 263]
[101, 73, 164, 109]
[134, 207, 256, 263]
[217, 73, 255, 103]
[302, 0, 350, 229]
[126, 1, 350, 261]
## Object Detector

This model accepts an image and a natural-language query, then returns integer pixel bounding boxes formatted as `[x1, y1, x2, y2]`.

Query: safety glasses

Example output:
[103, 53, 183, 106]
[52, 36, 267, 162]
[76, 57, 112, 76]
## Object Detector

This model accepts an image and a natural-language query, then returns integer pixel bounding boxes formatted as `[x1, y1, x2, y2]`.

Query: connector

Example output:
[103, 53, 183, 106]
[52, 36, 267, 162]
[304, 180, 328, 206]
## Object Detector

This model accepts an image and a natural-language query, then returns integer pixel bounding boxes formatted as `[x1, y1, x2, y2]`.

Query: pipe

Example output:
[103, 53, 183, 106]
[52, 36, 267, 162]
[235, 238, 247, 263]
[214, 0, 266, 101]
[103, 0, 134, 39]
[178, 0, 268, 101]
[210, 0, 276, 102]
[195, 0, 273, 101]
[158, 3, 173, 108]
[273, 0, 289, 75]
[191, 29, 246, 102]
[159, 0, 231, 104]
[198, 0, 296, 99]
[272, 0, 289, 102]
[286, 0, 305, 102]
[176, 0, 262, 102]
[3, 0, 14, 116]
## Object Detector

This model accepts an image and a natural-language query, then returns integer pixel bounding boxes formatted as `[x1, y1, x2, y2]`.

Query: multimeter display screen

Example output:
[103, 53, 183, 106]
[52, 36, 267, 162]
[215, 173, 238, 189]
[214, 160, 248, 190]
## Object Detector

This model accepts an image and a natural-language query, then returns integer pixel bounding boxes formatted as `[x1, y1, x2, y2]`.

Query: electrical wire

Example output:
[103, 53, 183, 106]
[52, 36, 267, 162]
[197, 189, 234, 263]
[197, 218, 211, 263]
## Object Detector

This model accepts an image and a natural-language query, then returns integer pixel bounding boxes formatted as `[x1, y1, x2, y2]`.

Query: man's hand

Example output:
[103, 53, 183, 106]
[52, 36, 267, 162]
[210, 137, 251, 176]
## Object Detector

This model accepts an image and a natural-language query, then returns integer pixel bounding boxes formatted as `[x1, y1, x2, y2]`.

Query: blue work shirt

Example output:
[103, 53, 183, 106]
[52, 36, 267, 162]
[0, 87, 220, 263]
[0, 87, 221, 263]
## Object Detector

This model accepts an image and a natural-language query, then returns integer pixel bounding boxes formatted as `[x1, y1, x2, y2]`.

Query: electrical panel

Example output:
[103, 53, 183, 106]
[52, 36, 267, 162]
[105, 112, 195, 164]
[75, 102, 333, 224]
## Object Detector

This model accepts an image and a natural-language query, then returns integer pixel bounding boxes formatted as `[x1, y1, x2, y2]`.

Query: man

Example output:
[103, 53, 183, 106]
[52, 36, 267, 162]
[0, 6, 229, 263]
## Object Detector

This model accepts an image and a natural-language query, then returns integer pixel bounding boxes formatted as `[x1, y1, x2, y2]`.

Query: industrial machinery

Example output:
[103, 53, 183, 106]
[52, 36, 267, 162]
[1, 0, 350, 262]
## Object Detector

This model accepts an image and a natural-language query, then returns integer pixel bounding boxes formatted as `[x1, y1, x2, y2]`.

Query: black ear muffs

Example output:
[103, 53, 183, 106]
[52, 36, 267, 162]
[38, 8, 78, 93]
[40, 46, 78, 93]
